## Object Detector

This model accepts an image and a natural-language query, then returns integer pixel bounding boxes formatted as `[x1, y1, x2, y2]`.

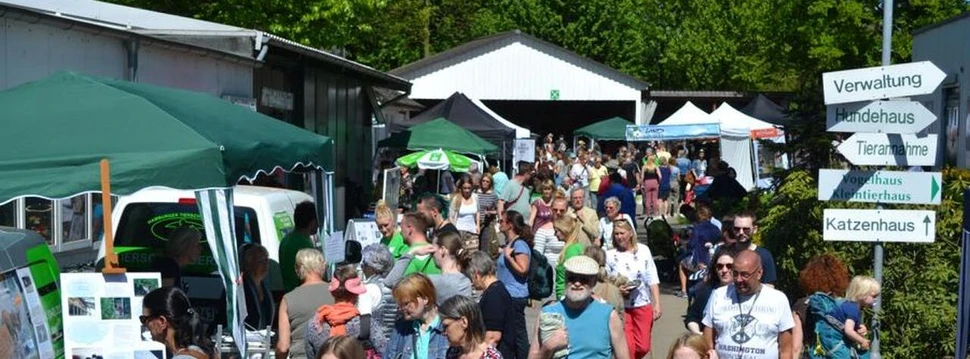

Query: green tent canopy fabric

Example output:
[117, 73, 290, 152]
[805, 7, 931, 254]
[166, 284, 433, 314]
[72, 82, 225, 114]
[0, 71, 333, 204]
[573, 116, 636, 141]
[378, 117, 498, 154]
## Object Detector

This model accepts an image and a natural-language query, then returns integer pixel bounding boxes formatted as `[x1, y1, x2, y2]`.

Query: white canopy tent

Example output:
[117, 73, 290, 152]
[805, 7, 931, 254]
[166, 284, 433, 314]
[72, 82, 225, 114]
[470, 97, 532, 138]
[710, 103, 788, 190]
[658, 101, 718, 126]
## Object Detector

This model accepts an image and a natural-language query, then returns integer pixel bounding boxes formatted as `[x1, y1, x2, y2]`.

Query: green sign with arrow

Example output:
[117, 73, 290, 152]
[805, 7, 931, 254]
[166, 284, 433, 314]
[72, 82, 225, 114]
[817, 169, 942, 205]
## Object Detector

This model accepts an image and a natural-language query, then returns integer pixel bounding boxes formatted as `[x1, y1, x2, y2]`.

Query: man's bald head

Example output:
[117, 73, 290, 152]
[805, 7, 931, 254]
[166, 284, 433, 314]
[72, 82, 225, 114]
[735, 250, 762, 269]
[733, 250, 763, 295]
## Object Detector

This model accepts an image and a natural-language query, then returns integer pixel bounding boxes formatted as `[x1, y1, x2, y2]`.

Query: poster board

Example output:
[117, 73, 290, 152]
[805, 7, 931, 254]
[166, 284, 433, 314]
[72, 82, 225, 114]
[382, 167, 402, 217]
[61, 272, 166, 359]
[346, 219, 381, 248]
[0, 267, 52, 359]
[513, 139, 536, 164]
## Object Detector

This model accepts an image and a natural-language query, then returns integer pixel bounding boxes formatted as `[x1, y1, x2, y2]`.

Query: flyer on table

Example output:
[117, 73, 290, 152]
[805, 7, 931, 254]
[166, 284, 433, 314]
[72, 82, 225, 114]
[61, 272, 167, 359]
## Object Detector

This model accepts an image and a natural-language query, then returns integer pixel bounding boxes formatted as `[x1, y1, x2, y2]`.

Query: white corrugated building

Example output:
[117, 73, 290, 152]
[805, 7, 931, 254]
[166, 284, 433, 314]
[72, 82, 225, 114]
[390, 30, 651, 136]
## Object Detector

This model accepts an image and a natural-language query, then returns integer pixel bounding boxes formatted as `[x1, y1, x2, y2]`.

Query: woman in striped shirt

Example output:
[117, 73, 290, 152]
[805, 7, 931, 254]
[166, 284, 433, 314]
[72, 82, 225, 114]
[476, 173, 499, 255]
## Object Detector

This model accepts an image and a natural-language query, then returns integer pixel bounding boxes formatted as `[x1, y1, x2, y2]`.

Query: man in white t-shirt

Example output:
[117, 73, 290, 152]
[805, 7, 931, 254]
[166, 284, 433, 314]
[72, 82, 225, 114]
[703, 250, 793, 359]
[570, 152, 591, 206]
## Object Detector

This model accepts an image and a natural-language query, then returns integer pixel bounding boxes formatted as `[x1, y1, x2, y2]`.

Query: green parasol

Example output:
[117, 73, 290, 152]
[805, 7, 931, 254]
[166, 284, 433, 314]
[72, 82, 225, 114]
[396, 149, 474, 172]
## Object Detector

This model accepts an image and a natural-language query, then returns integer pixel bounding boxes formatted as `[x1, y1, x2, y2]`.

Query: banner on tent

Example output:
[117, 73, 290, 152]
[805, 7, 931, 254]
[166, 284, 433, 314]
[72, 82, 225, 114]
[750, 128, 781, 139]
[625, 124, 720, 141]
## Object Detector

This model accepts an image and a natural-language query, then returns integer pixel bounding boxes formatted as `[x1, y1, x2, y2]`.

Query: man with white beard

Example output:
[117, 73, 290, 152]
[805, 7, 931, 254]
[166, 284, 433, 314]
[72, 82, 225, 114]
[529, 256, 629, 359]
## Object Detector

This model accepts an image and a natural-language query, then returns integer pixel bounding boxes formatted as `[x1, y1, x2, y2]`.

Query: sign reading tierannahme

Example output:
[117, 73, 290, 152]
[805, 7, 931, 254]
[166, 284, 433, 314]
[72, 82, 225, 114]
[822, 61, 946, 105]
[826, 100, 936, 134]
[836, 133, 938, 166]
[823, 209, 935, 243]
[818, 169, 942, 205]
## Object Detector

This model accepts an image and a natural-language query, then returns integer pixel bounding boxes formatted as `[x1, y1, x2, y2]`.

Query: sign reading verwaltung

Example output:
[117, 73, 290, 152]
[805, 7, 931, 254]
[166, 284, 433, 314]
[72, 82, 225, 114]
[822, 61, 946, 105]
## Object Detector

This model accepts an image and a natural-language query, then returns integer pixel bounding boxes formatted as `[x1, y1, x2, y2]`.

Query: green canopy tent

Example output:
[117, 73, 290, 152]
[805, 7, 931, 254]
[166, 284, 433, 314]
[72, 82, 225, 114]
[0, 72, 335, 354]
[378, 117, 499, 154]
[574, 116, 635, 142]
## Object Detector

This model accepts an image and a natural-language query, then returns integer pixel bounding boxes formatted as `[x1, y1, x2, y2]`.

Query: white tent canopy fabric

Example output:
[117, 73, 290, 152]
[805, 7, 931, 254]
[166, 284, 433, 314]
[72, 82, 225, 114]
[658, 101, 717, 125]
[710, 103, 779, 137]
[656, 102, 787, 191]
[470, 98, 532, 138]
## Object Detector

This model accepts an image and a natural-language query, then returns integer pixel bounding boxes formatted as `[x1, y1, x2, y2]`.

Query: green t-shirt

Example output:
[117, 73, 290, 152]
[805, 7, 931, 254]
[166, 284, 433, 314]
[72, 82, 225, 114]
[555, 242, 587, 298]
[382, 231, 410, 259]
[279, 232, 314, 292]
[403, 243, 442, 276]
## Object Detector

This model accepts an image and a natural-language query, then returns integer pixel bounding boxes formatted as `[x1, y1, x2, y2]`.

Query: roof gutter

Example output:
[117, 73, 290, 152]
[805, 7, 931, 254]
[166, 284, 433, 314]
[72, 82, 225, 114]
[0, 5, 259, 66]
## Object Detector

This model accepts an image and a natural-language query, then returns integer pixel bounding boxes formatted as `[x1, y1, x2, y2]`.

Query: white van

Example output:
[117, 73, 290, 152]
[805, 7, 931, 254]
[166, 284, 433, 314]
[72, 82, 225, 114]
[96, 185, 313, 323]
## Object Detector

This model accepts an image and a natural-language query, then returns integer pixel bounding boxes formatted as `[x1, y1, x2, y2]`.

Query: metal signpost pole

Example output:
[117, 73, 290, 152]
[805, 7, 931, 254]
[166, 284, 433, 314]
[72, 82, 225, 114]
[872, 0, 893, 356]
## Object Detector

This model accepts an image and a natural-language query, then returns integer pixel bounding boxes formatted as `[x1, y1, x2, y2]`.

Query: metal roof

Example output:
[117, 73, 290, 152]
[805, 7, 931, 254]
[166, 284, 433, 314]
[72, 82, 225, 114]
[0, 0, 410, 90]
[391, 30, 650, 91]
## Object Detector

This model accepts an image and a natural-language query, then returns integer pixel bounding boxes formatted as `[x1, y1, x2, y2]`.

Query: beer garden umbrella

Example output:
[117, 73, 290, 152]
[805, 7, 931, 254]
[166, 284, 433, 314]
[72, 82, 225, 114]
[396, 149, 474, 172]
[0, 71, 335, 354]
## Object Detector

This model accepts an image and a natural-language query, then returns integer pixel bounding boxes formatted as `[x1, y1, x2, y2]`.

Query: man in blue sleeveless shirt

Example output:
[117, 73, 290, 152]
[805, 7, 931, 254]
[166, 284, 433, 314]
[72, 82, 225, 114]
[529, 256, 629, 359]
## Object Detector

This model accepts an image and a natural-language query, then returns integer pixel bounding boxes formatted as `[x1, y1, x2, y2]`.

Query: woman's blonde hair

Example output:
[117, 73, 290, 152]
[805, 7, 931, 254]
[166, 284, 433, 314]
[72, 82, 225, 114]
[665, 333, 710, 359]
[845, 275, 881, 302]
[612, 219, 635, 249]
[554, 215, 582, 264]
[375, 200, 395, 224]
[295, 248, 326, 281]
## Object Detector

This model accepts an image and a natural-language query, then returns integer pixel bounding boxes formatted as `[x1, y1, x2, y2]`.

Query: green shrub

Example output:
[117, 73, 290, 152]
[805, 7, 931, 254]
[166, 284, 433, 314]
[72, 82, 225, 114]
[757, 168, 970, 358]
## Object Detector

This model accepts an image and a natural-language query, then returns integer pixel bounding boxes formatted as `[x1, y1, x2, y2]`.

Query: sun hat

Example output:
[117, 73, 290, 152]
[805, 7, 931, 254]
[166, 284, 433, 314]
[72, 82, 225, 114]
[563, 255, 599, 276]
[329, 276, 367, 295]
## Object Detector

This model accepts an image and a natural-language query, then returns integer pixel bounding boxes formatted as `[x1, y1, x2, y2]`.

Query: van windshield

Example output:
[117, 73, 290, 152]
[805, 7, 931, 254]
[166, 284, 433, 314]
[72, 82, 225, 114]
[115, 203, 261, 248]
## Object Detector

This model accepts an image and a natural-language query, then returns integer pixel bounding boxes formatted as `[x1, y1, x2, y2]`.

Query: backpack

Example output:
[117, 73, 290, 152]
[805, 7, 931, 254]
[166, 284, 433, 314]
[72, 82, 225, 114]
[807, 292, 867, 359]
[514, 238, 555, 300]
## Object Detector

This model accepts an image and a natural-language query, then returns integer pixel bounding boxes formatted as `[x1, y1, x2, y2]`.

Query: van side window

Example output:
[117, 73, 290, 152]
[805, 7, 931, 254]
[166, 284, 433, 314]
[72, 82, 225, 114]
[115, 203, 261, 248]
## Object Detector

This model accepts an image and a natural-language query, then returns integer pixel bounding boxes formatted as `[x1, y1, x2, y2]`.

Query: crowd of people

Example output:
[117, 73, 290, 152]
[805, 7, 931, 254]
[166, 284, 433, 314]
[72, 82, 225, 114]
[134, 135, 878, 359]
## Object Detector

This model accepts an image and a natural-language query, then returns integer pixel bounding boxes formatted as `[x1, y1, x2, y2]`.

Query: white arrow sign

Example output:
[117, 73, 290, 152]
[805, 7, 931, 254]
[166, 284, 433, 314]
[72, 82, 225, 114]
[823, 209, 935, 243]
[836, 133, 938, 166]
[822, 61, 946, 105]
[818, 169, 942, 205]
[826, 100, 936, 134]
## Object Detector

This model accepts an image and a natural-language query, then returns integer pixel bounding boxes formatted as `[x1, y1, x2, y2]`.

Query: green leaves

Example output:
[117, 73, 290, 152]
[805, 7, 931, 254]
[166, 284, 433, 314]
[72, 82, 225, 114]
[759, 168, 969, 359]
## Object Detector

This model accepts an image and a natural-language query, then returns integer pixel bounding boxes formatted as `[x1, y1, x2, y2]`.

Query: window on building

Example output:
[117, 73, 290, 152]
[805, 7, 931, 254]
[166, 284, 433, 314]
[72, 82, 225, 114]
[62, 195, 88, 243]
[0, 201, 14, 227]
[24, 197, 54, 244]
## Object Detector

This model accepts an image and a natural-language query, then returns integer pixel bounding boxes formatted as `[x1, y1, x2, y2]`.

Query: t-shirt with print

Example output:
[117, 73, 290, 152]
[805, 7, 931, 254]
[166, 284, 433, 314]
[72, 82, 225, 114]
[499, 179, 531, 218]
[479, 281, 518, 359]
[605, 243, 660, 308]
[702, 284, 795, 359]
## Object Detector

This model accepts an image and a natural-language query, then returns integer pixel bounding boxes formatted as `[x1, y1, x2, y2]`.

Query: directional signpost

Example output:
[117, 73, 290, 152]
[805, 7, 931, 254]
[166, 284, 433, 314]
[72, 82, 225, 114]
[823, 209, 936, 243]
[822, 53, 945, 356]
[826, 100, 937, 133]
[822, 61, 946, 105]
[818, 169, 942, 205]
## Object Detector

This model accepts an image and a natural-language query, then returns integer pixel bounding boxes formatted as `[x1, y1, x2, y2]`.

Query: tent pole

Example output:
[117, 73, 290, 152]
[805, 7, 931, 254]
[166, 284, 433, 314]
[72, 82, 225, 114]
[100, 159, 125, 274]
